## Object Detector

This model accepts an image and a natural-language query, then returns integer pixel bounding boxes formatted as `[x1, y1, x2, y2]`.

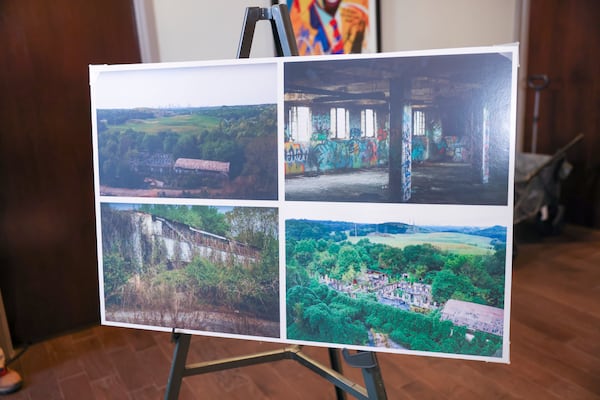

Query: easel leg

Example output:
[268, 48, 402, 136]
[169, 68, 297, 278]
[164, 332, 191, 400]
[328, 348, 347, 400]
[360, 353, 387, 399]
[342, 349, 388, 400]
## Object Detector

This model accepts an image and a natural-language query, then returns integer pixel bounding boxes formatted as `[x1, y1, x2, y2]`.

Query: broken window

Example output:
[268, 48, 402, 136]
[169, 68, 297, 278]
[330, 107, 349, 139]
[288, 106, 311, 142]
[413, 109, 426, 136]
[361, 108, 377, 137]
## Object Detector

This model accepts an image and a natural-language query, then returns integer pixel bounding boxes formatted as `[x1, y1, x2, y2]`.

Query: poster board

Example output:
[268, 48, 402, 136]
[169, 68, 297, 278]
[90, 44, 518, 363]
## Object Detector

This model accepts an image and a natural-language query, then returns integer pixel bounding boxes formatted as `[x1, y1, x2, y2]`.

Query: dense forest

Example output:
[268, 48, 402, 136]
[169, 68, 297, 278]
[101, 204, 279, 336]
[96, 105, 277, 199]
[286, 219, 506, 356]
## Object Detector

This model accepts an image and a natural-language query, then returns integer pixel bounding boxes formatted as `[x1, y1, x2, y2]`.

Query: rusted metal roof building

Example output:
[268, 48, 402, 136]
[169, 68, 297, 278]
[441, 299, 504, 336]
[173, 158, 230, 178]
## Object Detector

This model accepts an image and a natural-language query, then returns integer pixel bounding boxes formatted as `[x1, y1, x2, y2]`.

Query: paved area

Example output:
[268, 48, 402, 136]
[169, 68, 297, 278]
[285, 163, 509, 205]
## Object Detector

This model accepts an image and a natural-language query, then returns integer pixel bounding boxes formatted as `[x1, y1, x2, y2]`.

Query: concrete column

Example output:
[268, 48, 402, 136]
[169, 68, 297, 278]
[388, 78, 412, 202]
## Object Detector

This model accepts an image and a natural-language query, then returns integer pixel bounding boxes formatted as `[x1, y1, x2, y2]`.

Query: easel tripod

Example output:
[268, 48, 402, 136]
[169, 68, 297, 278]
[164, 5, 388, 399]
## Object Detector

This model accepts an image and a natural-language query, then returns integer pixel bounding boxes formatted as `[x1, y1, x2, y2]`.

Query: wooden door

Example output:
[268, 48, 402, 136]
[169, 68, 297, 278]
[525, 0, 600, 227]
[0, 1, 140, 344]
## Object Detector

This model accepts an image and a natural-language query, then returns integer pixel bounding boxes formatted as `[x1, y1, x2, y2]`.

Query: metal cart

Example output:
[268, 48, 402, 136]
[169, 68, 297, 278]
[514, 133, 584, 234]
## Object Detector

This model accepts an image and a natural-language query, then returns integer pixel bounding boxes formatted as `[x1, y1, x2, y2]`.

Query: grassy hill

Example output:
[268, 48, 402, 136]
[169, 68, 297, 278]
[348, 231, 496, 255]
[102, 112, 221, 135]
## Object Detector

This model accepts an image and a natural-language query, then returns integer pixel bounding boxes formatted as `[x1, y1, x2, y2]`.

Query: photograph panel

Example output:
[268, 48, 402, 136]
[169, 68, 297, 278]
[92, 62, 278, 200]
[99, 202, 280, 338]
[283, 52, 515, 205]
[285, 206, 509, 360]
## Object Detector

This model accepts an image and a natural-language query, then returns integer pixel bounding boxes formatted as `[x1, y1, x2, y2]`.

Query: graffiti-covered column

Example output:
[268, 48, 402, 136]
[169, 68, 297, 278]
[389, 78, 412, 202]
[481, 104, 490, 184]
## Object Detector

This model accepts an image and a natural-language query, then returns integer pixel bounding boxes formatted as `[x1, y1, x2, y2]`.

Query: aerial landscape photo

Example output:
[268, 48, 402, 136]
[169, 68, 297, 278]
[96, 104, 277, 200]
[285, 217, 507, 358]
[92, 61, 278, 200]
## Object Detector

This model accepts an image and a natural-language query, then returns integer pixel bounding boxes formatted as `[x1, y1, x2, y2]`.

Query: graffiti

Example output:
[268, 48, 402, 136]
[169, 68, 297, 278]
[412, 136, 428, 162]
[310, 139, 352, 172]
[284, 142, 308, 175]
[377, 129, 389, 165]
[349, 139, 361, 168]
[285, 136, 388, 176]
[363, 140, 378, 167]
[284, 143, 308, 163]
[439, 136, 470, 163]
[401, 105, 412, 201]
[311, 131, 329, 141]
[312, 113, 331, 134]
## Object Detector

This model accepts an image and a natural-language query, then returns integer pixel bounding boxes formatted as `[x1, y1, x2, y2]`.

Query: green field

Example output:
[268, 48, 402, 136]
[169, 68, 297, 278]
[348, 232, 495, 255]
[104, 113, 220, 135]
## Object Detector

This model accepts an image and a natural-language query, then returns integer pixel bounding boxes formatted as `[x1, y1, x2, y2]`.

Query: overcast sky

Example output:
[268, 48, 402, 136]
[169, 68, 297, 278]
[91, 61, 277, 109]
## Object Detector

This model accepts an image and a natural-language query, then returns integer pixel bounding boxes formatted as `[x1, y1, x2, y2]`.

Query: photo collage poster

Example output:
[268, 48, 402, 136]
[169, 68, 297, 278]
[90, 44, 518, 363]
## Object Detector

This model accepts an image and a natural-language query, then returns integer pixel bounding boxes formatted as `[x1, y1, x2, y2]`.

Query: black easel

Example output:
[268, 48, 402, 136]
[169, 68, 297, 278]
[164, 5, 387, 399]
[237, 5, 298, 58]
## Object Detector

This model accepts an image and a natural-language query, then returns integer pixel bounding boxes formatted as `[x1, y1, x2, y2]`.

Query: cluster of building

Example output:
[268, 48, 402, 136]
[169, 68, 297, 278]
[318, 270, 436, 311]
[318, 269, 504, 337]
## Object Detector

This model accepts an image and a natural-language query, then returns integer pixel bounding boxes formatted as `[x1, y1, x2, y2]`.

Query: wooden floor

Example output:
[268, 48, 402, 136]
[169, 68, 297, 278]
[5, 225, 600, 399]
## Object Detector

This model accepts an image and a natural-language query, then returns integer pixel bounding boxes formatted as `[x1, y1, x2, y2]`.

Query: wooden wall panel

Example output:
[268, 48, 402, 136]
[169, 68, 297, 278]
[0, 1, 140, 344]
[525, 0, 600, 227]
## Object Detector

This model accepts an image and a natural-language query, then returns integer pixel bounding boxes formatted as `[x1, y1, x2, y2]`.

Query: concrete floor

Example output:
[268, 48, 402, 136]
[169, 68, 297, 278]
[285, 163, 509, 205]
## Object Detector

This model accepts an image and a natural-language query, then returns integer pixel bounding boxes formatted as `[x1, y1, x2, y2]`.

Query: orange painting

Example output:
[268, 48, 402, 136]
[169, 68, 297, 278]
[285, 0, 378, 55]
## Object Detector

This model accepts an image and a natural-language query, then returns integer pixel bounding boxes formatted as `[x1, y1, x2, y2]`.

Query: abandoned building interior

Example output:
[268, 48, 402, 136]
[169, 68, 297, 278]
[283, 52, 513, 205]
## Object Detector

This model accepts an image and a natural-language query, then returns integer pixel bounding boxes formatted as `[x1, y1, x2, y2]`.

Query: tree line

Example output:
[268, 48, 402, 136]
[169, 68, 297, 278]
[287, 281, 501, 356]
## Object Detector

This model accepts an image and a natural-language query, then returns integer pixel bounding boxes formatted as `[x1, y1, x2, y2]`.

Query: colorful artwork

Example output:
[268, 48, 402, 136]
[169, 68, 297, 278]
[285, 0, 378, 55]
[412, 136, 428, 162]
[401, 104, 412, 201]
[284, 136, 387, 176]
[284, 142, 308, 174]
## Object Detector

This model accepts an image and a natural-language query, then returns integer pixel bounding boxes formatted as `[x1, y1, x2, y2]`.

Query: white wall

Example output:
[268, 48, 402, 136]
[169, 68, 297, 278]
[138, 0, 521, 61]
[136, 0, 277, 62]
[379, 0, 520, 52]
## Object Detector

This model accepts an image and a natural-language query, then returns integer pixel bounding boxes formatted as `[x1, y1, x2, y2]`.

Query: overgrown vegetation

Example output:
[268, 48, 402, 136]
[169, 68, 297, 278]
[101, 204, 279, 335]
[287, 281, 501, 356]
[285, 219, 506, 356]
